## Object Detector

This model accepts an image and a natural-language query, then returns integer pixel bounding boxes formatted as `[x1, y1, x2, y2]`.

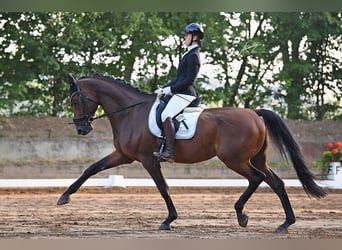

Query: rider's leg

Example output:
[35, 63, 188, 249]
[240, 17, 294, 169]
[158, 117, 175, 162]
[153, 94, 195, 162]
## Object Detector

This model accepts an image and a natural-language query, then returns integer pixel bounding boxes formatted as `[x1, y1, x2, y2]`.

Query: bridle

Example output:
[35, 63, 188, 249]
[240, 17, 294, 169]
[69, 89, 145, 126]
[69, 90, 97, 126]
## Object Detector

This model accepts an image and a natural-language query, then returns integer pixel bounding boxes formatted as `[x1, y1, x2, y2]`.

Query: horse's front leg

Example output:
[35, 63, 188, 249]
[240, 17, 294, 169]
[57, 151, 133, 205]
[142, 158, 177, 230]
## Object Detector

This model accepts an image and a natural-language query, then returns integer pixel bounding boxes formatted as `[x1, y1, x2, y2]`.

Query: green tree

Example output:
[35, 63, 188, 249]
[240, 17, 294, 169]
[0, 12, 340, 120]
[0, 13, 63, 116]
[201, 12, 273, 108]
[304, 12, 342, 120]
[268, 12, 341, 120]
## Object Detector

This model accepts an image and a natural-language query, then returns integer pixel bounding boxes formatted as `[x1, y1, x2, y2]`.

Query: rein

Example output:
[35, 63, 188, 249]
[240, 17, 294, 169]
[91, 101, 145, 121]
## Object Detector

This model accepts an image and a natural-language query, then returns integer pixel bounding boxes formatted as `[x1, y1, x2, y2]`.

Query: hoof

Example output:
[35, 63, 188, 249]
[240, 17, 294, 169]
[159, 223, 171, 230]
[238, 214, 249, 227]
[275, 225, 288, 233]
[57, 194, 70, 205]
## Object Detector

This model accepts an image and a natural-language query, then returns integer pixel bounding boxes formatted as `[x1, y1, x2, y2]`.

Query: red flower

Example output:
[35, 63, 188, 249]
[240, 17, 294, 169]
[327, 142, 333, 148]
[332, 148, 339, 155]
[336, 142, 342, 148]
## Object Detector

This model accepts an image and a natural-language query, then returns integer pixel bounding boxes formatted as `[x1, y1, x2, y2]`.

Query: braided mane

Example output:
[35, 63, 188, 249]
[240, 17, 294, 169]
[80, 73, 148, 95]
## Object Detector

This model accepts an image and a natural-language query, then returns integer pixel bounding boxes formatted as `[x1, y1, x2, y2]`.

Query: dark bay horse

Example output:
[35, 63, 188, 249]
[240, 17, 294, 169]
[58, 73, 326, 233]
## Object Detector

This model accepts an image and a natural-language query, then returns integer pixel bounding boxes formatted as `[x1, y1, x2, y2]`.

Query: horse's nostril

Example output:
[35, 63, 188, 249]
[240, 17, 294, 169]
[77, 126, 92, 135]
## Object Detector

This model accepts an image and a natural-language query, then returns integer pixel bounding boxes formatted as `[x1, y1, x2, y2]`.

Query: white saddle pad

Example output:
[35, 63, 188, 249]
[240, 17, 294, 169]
[148, 97, 203, 139]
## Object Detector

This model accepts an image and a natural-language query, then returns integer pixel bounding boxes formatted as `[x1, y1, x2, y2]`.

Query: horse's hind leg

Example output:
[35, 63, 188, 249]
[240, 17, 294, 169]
[263, 168, 296, 233]
[251, 153, 296, 233]
[229, 162, 266, 228]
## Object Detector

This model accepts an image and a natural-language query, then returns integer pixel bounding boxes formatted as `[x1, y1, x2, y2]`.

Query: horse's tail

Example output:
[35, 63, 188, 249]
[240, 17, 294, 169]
[254, 109, 327, 199]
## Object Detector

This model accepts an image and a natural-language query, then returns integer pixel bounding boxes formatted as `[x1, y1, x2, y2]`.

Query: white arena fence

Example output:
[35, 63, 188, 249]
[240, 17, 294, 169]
[0, 175, 341, 189]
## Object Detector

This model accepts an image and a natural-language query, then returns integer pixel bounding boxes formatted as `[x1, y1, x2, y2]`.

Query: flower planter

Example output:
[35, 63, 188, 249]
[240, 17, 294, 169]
[327, 162, 341, 180]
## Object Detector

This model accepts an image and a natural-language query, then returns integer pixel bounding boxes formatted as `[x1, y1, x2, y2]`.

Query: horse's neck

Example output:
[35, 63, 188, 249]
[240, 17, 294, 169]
[101, 93, 153, 139]
[95, 81, 141, 109]
[96, 82, 153, 124]
[83, 79, 153, 130]
[100, 90, 150, 113]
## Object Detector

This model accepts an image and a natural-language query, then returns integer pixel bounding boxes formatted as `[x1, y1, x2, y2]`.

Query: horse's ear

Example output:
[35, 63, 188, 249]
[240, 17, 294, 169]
[67, 73, 77, 85]
[67, 73, 79, 96]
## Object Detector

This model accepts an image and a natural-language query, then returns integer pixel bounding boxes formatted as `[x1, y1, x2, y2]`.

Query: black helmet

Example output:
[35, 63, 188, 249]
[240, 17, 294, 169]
[184, 23, 204, 40]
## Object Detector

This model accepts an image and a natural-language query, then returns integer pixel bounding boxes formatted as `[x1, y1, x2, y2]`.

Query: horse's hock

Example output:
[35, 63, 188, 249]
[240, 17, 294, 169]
[0, 116, 341, 179]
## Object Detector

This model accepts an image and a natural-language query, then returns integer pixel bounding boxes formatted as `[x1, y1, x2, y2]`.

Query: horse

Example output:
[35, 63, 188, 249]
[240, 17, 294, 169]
[57, 73, 326, 233]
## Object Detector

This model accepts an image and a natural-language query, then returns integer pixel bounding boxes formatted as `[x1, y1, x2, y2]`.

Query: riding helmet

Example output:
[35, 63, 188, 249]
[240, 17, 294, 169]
[184, 23, 204, 40]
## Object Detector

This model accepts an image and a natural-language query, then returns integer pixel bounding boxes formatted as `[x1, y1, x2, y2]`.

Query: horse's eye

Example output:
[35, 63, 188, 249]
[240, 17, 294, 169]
[71, 98, 79, 105]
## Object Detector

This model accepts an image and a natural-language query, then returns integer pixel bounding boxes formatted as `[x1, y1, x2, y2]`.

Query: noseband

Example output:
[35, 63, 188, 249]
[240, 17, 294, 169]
[71, 114, 95, 126]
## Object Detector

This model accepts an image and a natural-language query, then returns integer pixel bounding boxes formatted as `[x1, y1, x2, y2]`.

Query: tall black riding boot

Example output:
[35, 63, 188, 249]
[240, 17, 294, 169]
[154, 117, 175, 162]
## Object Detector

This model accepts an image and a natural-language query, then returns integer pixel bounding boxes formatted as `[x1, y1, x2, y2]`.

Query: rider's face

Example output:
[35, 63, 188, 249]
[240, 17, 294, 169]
[184, 33, 192, 47]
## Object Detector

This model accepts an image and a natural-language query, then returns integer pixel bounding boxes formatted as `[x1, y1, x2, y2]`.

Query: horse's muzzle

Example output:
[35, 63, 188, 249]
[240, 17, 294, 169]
[76, 124, 93, 135]
[70, 115, 94, 135]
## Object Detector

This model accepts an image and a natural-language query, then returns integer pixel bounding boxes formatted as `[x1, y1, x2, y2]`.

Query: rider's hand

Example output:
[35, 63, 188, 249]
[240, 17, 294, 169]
[163, 86, 172, 95]
[154, 88, 163, 97]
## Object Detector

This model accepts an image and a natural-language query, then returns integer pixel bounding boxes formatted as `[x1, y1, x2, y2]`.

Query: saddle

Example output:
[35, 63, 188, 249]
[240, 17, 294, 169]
[148, 95, 203, 140]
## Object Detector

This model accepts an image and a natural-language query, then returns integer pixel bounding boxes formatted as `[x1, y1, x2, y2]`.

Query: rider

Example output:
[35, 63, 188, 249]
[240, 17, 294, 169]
[153, 23, 204, 162]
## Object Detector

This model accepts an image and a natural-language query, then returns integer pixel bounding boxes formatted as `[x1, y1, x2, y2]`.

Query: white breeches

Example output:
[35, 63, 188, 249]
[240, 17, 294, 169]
[161, 94, 196, 122]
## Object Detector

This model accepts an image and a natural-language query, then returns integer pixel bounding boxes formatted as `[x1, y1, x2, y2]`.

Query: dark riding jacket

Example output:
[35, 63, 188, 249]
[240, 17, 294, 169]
[164, 45, 200, 97]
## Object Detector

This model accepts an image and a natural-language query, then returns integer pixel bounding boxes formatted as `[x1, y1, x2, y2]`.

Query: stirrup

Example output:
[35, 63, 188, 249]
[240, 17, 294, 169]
[153, 136, 165, 159]
[159, 153, 174, 163]
[153, 152, 173, 162]
[153, 151, 160, 157]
